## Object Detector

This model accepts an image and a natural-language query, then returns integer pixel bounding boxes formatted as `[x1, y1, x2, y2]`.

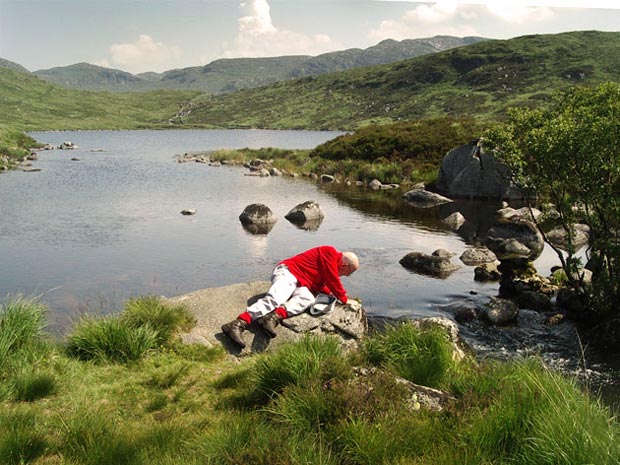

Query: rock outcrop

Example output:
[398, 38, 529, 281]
[167, 281, 367, 355]
[436, 141, 526, 200]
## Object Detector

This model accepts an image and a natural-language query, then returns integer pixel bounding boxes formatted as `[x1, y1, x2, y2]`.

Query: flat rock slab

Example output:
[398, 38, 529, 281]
[166, 281, 367, 356]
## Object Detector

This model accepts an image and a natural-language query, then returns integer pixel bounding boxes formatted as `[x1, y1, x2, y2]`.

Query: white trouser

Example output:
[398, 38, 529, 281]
[246, 265, 315, 320]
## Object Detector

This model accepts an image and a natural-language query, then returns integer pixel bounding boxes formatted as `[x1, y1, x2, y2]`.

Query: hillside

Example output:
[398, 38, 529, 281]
[33, 62, 152, 92]
[0, 58, 31, 74]
[0, 67, 199, 130]
[177, 30, 620, 130]
[29, 36, 485, 94]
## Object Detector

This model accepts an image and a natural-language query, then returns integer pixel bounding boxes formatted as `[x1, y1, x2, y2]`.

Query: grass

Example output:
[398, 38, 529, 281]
[0, 125, 39, 170]
[0, 295, 618, 464]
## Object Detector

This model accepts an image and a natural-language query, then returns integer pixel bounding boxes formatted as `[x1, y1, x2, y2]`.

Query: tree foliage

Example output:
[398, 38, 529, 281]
[484, 82, 620, 321]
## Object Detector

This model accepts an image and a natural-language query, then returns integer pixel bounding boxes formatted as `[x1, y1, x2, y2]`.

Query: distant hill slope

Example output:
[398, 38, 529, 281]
[0, 58, 31, 74]
[30, 36, 486, 94]
[33, 62, 156, 92]
[178, 30, 620, 130]
[0, 67, 199, 130]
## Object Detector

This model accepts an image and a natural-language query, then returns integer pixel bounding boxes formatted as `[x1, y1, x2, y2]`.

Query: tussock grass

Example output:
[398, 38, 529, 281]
[0, 296, 47, 366]
[121, 296, 195, 345]
[66, 296, 196, 363]
[13, 370, 56, 402]
[363, 321, 456, 388]
[66, 316, 159, 363]
[251, 334, 345, 402]
[59, 409, 143, 465]
[0, 408, 47, 465]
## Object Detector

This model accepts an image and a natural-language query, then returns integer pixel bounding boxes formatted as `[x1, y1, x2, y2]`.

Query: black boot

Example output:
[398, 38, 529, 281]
[221, 318, 248, 348]
[258, 312, 283, 338]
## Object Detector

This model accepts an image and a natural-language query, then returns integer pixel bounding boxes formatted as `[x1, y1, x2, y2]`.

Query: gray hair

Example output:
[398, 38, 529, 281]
[342, 251, 359, 271]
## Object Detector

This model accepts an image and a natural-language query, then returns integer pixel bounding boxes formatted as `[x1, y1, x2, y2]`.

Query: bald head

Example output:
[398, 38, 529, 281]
[339, 251, 359, 276]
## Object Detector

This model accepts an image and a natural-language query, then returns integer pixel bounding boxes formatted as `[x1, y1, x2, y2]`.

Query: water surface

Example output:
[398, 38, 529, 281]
[1, 129, 616, 403]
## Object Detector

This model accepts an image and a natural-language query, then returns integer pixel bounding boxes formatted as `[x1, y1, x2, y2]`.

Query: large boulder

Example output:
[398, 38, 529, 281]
[285, 201, 324, 224]
[239, 203, 277, 225]
[167, 281, 368, 355]
[436, 141, 526, 200]
[485, 218, 544, 261]
[546, 223, 590, 251]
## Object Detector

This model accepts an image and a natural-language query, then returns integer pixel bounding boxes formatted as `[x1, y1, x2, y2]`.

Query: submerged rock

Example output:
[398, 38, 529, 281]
[402, 188, 453, 208]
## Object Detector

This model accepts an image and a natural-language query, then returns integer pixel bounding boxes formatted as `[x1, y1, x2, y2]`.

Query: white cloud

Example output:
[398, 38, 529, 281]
[370, 2, 556, 41]
[222, 0, 342, 58]
[101, 34, 182, 73]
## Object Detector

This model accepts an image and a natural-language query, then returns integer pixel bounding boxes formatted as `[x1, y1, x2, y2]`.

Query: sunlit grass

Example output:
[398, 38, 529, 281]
[0, 296, 618, 464]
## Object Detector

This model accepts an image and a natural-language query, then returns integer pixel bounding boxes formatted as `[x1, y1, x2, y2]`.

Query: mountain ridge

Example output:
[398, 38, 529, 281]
[14, 35, 486, 94]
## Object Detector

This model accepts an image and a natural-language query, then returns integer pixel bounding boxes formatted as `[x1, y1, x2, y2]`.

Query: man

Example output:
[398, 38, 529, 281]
[221, 245, 359, 348]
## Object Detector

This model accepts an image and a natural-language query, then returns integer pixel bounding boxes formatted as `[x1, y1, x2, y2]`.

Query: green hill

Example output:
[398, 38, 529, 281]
[0, 67, 199, 130]
[33, 62, 156, 92]
[178, 30, 620, 130]
[29, 36, 485, 94]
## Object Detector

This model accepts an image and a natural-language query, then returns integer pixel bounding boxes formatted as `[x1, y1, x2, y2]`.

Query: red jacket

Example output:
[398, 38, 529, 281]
[279, 246, 348, 303]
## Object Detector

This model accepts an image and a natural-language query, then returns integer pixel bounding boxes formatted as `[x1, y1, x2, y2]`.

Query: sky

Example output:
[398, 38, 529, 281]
[1, 0, 619, 74]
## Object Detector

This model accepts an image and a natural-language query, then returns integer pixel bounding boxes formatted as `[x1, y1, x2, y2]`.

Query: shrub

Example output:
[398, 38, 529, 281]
[311, 116, 478, 164]
[484, 82, 620, 323]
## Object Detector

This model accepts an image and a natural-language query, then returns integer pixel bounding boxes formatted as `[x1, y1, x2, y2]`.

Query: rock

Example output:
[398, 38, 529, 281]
[474, 262, 501, 282]
[546, 224, 590, 251]
[71, 157, 81, 161]
[59, 141, 78, 150]
[239, 203, 277, 226]
[442, 212, 466, 230]
[26, 153, 38, 161]
[411, 316, 470, 361]
[435, 141, 527, 200]
[516, 291, 553, 312]
[432, 249, 455, 259]
[181, 209, 197, 216]
[460, 247, 497, 266]
[285, 201, 325, 224]
[321, 174, 335, 183]
[166, 282, 368, 355]
[22, 167, 42, 172]
[480, 297, 519, 325]
[399, 251, 460, 278]
[402, 189, 453, 208]
[369, 179, 382, 190]
[485, 218, 544, 261]
[497, 206, 542, 222]
[352, 366, 456, 412]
